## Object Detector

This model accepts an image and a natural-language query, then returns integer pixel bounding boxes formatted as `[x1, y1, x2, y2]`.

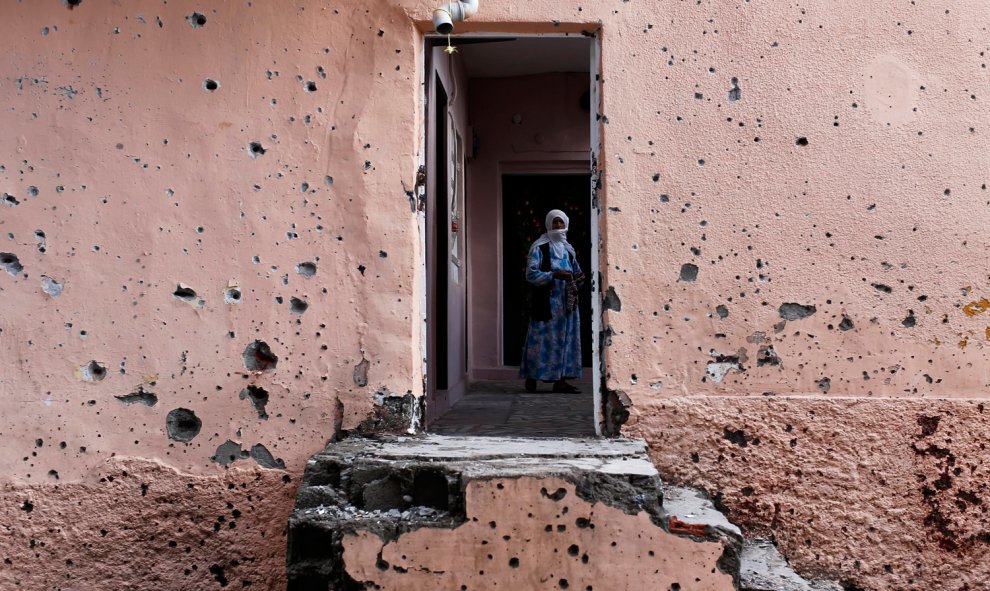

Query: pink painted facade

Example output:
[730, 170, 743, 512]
[1, 0, 989, 589]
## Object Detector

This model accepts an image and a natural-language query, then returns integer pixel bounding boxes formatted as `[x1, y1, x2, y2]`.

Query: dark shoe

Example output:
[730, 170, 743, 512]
[552, 380, 580, 393]
[524, 378, 537, 392]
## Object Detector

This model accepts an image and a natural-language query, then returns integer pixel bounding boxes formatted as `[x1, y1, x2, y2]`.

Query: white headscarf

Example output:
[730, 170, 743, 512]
[531, 209, 575, 259]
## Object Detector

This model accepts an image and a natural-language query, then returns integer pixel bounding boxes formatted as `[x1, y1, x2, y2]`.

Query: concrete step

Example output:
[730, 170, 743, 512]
[287, 435, 740, 590]
[287, 435, 842, 591]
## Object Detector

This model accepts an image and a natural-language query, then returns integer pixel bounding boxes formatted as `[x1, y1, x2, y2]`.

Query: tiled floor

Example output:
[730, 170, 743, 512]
[430, 379, 595, 438]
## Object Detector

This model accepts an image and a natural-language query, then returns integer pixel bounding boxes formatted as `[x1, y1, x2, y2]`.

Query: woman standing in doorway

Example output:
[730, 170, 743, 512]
[520, 209, 584, 393]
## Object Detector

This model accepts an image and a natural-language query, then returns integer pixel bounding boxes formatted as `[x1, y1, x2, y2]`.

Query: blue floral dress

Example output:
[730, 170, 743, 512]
[519, 244, 583, 381]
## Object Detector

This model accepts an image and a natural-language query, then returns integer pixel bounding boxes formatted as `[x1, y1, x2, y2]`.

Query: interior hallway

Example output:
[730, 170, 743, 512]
[430, 379, 595, 437]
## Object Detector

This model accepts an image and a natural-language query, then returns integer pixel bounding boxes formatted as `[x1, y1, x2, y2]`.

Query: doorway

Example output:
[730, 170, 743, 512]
[421, 33, 601, 436]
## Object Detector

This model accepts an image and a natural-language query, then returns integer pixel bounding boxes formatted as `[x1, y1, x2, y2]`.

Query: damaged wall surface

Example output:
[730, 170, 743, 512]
[1, 0, 989, 589]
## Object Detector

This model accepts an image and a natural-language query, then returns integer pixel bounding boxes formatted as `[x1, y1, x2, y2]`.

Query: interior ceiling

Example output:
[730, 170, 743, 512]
[452, 37, 591, 78]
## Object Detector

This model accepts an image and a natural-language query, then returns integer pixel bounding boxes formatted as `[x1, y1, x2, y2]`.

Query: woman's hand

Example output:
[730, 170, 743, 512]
[552, 270, 573, 280]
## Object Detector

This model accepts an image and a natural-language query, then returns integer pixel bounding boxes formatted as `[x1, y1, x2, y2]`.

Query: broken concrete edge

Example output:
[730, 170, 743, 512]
[343, 390, 424, 439]
[740, 539, 844, 591]
[601, 387, 631, 437]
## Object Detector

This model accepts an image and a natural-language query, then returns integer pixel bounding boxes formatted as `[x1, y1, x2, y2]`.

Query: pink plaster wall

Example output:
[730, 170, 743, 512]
[343, 476, 733, 590]
[1, 0, 989, 589]
[466, 73, 590, 378]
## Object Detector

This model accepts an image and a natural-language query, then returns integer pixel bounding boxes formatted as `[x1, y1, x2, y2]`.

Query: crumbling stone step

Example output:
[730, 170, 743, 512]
[287, 435, 738, 591]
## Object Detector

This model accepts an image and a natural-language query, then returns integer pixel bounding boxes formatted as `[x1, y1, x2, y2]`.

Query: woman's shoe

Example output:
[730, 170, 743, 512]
[524, 378, 538, 392]
[552, 380, 580, 393]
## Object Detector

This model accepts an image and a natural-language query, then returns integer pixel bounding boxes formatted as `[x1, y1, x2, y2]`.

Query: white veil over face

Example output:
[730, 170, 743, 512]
[531, 209, 574, 258]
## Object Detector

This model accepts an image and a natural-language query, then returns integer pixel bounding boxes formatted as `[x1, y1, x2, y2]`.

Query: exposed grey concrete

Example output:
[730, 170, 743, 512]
[741, 540, 843, 591]
[662, 484, 742, 538]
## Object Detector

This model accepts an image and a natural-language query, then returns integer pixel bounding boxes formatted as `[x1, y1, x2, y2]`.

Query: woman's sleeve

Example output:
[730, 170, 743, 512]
[526, 247, 553, 286]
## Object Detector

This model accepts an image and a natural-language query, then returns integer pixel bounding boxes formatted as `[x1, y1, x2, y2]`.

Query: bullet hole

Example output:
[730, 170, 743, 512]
[741, 486, 754, 497]
[379, 251, 388, 258]
[902, 310, 917, 328]
[21, 501, 33, 513]
[796, 136, 809, 146]
[250, 443, 285, 469]
[166, 408, 202, 442]
[317, 65, 327, 79]
[27, 186, 38, 197]
[2, 193, 18, 207]
[115, 386, 158, 406]
[872, 283, 893, 294]
[679, 263, 699, 282]
[80, 360, 107, 382]
[223, 287, 241, 304]
[756, 346, 780, 367]
[172, 284, 197, 302]
[778, 303, 816, 320]
[243, 340, 278, 372]
[40, 276, 63, 297]
[300, 182, 310, 193]
[354, 357, 370, 387]
[212, 440, 249, 466]
[48, 470, 59, 480]
[567, 544, 580, 556]
[817, 377, 831, 393]
[209, 564, 228, 587]
[715, 305, 729, 319]
[324, 175, 334, 187]
[239, 385, 269, 419]
[723, 427, 753, 447]
[186, 12, 206, 27]
[64, 0, 81, 8]
[559, 579, 570, 589]
[0, 253, 23, 276]
[249, 142, 266, 157]
[652, 173, 661, 182]
[203, 79, 219, 92]
[540, 487, 568, 501]
[728, 77, 741, 101]
[839, 315, 854, 331]
[943, 188, 951, 196]
[36, 438, 43, 447]
[41, 26, 49, 36]
[34, 230, 46, 253]
[697, 159, 706, 166]
[289, 297, 308, 314]
[295, 262, 317, 277]
[509, 557, 520, 568]
[357, 264, 367, 275]
[603, 286, 622, 311]
[305, 81, 317, 92]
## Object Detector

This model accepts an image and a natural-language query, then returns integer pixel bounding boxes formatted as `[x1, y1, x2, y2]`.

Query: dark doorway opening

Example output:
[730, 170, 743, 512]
[432, 74, 450, 392]
[501, 173, 593, 369]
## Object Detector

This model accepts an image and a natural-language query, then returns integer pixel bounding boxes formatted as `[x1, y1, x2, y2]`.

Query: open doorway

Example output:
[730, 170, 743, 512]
[421, 33, 601, 437]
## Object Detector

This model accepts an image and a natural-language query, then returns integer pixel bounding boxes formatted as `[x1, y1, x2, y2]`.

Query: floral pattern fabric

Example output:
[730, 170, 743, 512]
[519, 245, 583, 381]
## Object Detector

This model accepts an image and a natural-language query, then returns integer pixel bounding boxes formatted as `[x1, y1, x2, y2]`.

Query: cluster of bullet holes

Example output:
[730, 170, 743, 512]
[203, 79, 220, 92]
[166, 408, 202, 442]
[249, 142, 266, 157]
[296, 261, 317, 277]
[80, 360, 107, 382]
[240, 385, 270, 420]
[186, 12, 207, 28]
[243, 340, 278, 372]
[34, 230, 46, 253]
[224, 286, 242, 304]
[1, 252, 23, 276]
[211, 440, 284, 469]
